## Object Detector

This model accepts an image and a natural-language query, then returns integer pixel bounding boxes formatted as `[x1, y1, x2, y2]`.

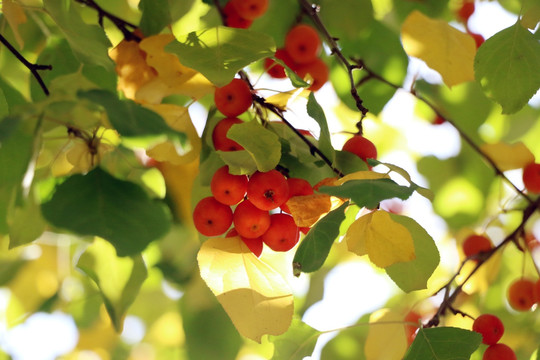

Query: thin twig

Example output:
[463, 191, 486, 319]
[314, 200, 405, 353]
[0, 33, 52, 96]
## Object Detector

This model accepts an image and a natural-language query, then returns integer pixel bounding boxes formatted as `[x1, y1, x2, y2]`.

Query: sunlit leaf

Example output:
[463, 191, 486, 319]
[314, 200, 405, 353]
[372, 161, 434, 201]
[138, 0, 171, 36]
[403, 327, 481, 360]
[271, 319, 320, 360]
[475, 22, 540, 114]
[197, 236, 294, 342]
[8, 191, 47, 249]
[77, 237, 148, 331]
[401, 10, 475, 87]
[365, 309, 408, 360]
[286, 194, 333, 228]
[385, 214, 440, 292]
[293, 202, 349, 275]
[41, 167, 171, 256]
[2, 0, 27, 49]
[521, 4, 540, 29]
[345, 210, 416, 268]
[306, 93, 335, 162]
[481, 141, 535, 171]
[167, 26, 275, 86]
[227, 120, 281, 172]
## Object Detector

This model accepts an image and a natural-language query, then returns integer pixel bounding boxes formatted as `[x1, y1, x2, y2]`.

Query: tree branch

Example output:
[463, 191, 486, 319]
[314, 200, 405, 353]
[0, 33, 52, 96]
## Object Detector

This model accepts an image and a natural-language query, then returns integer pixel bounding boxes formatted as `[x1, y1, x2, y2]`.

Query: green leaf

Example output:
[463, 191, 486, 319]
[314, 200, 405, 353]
[319, 179, 414, 209]
[385, 214, 440, 292]
[0, 259, 26, 287]
[8, 191, 47, 249]
[293, 202, 348, 275]
[217, 150, 258, 175]
[318, 0, 373, 42]
[227, 120, 281, 172]
[373, 160, 434, 201]
[77, 237, 147, 331]
[475, 22, 540, 114]
[41, 167, 171, 256]
[166, 26, 275, 86]
[43, 0, 114, 72]
[306, 93, 335, 162]
[138, 0, 172, 36]
[0, 75, 27, 109]
[404, 327, 481, 360]
[78, 89, 183, 141]
[0, 88, 8, 118]
[271, 319, 320, 360]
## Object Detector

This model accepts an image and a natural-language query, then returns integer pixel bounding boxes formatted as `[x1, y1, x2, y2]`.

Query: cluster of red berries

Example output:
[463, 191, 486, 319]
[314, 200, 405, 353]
[223, 0, 269, 29]
[522, 161, 540, 193]
[193, 167, 315, 256]
[264, 23, 329, 91]
[456, 0, 485, 48]
[472, 314, 516, 360]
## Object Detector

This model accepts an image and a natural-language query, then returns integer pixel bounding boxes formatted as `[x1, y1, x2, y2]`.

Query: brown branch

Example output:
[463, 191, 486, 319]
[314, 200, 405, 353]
[354, 59, 533, 204]
[0, 33, 52, 96]
[298, 0, 369, 122]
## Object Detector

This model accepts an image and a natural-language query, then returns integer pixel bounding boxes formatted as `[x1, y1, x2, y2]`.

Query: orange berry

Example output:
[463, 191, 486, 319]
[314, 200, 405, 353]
[457, 1, 475, 22]
[295, 58, 329, 91]
[472, 314, 504, 345]
[233, 200, 271, 238]
[507, 278, 536, 311]
[226, 228, 263, 257]
[342, 135, 377, 163]
[247, 170, 290, 211]
[264, 48, 297, 79]
[261, 213, 300, 252]
[482, 343, 516, 360]
[281, 177, 313, 213]
[193, 197, 233, 236]
[404, 311, 422, 346]
[468, 31, 485, 48]
[284, 24, 321, 64]
[462, 234, 493, 260]
[212, 117, 244, 151]
[523, 162, 540, 193]
[211, 166, 248, 205]
[214, 78, 252, 117]
[229, 0, 269, 20]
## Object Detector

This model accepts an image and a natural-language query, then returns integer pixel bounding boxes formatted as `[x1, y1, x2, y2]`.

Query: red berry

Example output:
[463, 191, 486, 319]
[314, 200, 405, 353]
[247, 170, 290, 211]
[482, 343, 516, 360]
[472, 314, 504, 345]
[404, 311, 422, 346]
[264, 48, 297, 79]
[261, 213, 300, 252]
[507, 278, 536, 311]
[193, 197, 233, 236]
[212, 117, 244, 151]
[295, 58, 329, 91]
[462, 234, 493, 260]
[284, 24, 321, 64]
[229, 0, 269, 20]
[342, 135, 377, 163]
[223, 2, 253, 29]
[523, 162, 540, 193]
[469, 32, 485, 48]
[457, 1, 475, 23]
[433, 115, 445, 125]
[233, 200, 271, 238]
[214, 78, 252, 117]
[226, 228, 263, 257]
[281, 177, 313, 213]
[211, 166, 248, 205]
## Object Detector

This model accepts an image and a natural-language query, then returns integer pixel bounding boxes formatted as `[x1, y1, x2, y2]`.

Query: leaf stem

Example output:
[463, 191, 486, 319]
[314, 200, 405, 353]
[0, 33, 52, 96]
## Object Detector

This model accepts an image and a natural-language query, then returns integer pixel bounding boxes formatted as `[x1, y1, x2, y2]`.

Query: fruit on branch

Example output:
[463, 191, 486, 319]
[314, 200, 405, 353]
[462, 234, 493, 261]
[457, 0, 475, 23]
[211, 166, 248, 205]
[507, 278, 536, 311]
[522, 162, 540, 193]
[296, 58, 330, 92]
[482, 343, 516, 360]
[261, 213, 300, 252]
[264, 48, 297, 79]
[227, 228, 264, 257]
[229, 0, 269, 20]
[193, 197, 233, 236]
[233, 200, 271, 238]
[247, 170, 290, 211]
[404, 311, 422, 345]
[214, 78, 253, 117]
[342, 134, 378, 164]
[212, 117, 245, 151]
[281, 177, 314, 213]
[223, 1, 253, 29]
[285, 24, 322, 64]
[472, 314, 504, 345]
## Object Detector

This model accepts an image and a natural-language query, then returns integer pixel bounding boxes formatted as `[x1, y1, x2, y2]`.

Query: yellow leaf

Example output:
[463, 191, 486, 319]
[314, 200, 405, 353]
[481, 141, 535, 171]
[365, 309, 408, 360]
[345, 210, 415, 268]
[144, 103, 201, 164]
[197, 236, 294, 342]
[401, 10, 476, 87]
[286, 194, 333, 228]
[334, 170, 390, 186]
[2, 0, 27, 49]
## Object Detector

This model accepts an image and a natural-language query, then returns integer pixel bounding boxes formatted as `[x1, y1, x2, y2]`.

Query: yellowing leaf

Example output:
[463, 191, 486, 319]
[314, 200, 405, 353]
[144, 103, 201, 164]
[345, 210, 415, 268]
[286, 194, 333, 228]
[334, 170, 390, 186]
[401, 10, 476, 87]
[365, 309, 408, 360]
[521, 5, 540, 30]
[481, 141, 535, 171]
[197, 236, 294, 342]
[2, 0, 27, 49]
